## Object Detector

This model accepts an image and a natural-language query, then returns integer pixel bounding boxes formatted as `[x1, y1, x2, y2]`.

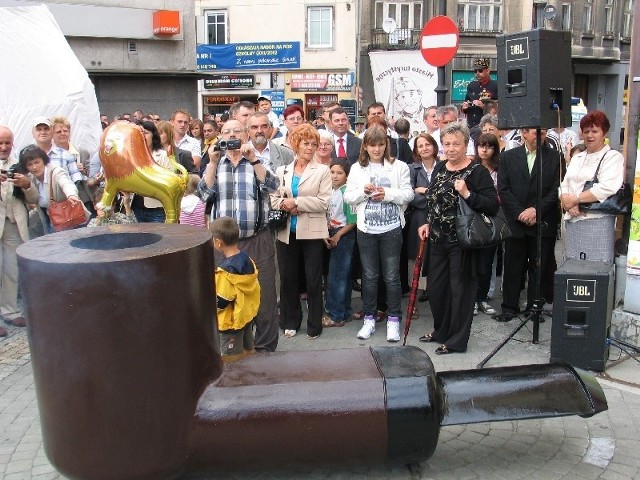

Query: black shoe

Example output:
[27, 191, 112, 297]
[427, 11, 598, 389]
[418, 290, 429, 302]
[492, 313, 516, 322]
[352, 280, 361, 292]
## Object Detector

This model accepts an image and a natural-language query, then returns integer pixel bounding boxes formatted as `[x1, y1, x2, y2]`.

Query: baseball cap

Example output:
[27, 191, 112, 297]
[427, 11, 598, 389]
[33, 116, 52, 128]
[257, 96, 271, 102]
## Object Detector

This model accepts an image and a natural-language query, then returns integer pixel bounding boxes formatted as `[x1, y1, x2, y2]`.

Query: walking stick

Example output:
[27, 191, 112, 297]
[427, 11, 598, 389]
[403, 237, 427, 345]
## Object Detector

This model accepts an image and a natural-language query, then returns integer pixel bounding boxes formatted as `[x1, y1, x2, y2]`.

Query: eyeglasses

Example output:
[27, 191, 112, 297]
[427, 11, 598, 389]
[286, 116, 303, 122]
[220, 128, 245, 135]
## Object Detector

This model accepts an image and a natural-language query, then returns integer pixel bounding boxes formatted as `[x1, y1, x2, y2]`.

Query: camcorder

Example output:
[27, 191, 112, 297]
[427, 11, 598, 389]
[215, 139, 242, 151]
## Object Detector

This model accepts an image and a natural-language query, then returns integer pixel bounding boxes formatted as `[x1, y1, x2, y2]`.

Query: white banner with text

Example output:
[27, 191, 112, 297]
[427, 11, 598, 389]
[368, 51, 438, 134]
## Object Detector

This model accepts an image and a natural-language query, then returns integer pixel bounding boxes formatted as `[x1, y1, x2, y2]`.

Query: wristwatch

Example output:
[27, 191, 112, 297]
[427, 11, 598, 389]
[250, 159, 260, 166]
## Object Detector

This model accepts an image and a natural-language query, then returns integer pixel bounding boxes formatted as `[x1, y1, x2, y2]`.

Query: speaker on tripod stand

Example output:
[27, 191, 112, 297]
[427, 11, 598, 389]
[496, 29, 572, 130]
[478, 29, 573, 368]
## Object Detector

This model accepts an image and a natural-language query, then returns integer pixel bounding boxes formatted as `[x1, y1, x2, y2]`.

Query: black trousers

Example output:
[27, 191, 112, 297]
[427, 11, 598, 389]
[501, 235, 556, 314]
[427, 242, 477, 352]
[277, 233, 324, 337]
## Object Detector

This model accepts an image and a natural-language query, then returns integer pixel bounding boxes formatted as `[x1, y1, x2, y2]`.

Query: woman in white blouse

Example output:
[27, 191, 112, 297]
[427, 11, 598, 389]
[559, 110, 624, 264]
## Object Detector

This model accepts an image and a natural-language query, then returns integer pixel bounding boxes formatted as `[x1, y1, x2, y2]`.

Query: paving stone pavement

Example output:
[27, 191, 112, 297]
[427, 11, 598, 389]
[1, 294, 639, 480]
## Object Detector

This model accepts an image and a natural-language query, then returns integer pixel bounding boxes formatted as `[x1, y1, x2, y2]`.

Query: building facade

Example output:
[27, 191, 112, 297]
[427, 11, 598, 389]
[194, 0, 359, 123]
[0, 0, 200, 120]
[358, 0, 633, 148]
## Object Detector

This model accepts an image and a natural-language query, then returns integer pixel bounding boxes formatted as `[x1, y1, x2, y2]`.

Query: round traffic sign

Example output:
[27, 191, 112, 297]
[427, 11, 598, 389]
[420, 16, 459, 67]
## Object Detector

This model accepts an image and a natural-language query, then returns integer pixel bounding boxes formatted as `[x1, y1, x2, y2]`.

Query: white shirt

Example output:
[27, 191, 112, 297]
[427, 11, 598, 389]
[175, 135, 201, 160]
[333, 134, 349, 156]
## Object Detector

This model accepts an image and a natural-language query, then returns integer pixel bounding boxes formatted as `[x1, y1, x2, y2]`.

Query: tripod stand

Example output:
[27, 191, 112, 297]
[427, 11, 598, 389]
[477, 127, 546, 369]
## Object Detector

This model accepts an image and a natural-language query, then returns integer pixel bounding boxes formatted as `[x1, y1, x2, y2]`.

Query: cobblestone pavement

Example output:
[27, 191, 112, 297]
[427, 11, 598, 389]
[1, 294, 639, 479]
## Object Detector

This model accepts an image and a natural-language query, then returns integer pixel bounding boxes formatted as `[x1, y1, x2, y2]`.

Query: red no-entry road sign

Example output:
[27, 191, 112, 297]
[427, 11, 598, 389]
[420, 16, 459, 67]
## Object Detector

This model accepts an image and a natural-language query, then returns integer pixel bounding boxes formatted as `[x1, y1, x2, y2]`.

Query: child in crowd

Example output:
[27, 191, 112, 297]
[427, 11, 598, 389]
[322, 158, 357, 328]
[211, 217, 260, 356]
[88, 190, 137, 226]
[344, 124, 414, 342]
[180, 174, 206, 226]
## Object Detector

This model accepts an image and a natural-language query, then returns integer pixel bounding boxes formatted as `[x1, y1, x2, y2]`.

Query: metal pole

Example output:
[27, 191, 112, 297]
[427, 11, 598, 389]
[435, 0, 448, 106]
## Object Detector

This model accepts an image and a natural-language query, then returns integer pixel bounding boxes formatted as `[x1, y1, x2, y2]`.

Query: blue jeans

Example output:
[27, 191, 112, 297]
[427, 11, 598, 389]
[357, 227, 403, 319]
[132, 206, 165, 223]
[325, 229, 356, 321]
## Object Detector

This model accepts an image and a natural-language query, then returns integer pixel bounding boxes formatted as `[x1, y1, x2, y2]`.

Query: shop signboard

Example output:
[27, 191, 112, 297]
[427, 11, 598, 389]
[197, 42, 300, 71]
[451, 71, 498, 102]
[203, 74, 254, 89]
[290, 73, 354, 92]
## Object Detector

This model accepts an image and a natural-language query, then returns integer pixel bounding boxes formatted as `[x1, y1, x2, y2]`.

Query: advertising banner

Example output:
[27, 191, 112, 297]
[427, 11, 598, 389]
[197, 42, 300, 71]
[624, 130, 640, 313]
[290, 73, 354, 92]
[368, 51, 437, 133]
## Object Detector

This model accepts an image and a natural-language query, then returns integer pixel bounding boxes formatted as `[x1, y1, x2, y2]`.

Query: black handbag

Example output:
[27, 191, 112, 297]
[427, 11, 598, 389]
[267, 208, 289, 229]
[579, 152, 631, 215]
[455, 165, 511, 249]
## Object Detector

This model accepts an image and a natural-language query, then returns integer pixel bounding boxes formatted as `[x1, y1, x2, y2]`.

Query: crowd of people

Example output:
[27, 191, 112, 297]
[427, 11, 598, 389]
[0, 62, 625, 357]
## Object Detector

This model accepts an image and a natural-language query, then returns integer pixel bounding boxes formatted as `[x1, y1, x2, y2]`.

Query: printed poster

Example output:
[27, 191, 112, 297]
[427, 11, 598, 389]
[368, 51, 438, 134]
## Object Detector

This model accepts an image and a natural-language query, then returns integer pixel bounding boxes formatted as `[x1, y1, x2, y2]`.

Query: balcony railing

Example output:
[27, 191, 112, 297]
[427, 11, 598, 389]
[368, 28, 421, 50]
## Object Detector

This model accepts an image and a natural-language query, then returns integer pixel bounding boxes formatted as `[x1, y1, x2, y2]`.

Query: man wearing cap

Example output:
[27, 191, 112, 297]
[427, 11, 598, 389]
[462, 58, 498, 128]
[0, 126, 39, 336]
[31, 116, 83, 184]
[257, 96, 281, 140]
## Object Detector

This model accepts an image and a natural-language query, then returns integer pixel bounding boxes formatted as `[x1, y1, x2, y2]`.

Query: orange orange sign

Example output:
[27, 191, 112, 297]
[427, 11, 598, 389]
[153, 10, 181, 36]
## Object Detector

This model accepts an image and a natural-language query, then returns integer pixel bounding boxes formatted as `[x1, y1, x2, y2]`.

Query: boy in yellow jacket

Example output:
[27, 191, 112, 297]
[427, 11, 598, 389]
[210, 217, 261, 356]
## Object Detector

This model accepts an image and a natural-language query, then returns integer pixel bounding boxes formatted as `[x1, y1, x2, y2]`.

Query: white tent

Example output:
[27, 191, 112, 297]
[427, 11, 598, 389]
[0, 4, 102, 154]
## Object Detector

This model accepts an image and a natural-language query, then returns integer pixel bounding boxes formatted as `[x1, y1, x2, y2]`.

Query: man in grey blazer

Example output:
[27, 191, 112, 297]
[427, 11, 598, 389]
[247, 112, 294, 173]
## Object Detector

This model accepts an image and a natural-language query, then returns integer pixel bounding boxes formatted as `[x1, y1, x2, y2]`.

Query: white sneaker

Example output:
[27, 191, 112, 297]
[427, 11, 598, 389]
[473, 303, 479, 316]
[357, 317, 376, 340]
[477, 301, 496, 315]
[386, 318, 400, 342]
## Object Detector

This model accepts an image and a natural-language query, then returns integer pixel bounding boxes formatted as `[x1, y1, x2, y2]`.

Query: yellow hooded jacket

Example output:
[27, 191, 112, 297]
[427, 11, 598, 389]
[215, 260, 260, 331]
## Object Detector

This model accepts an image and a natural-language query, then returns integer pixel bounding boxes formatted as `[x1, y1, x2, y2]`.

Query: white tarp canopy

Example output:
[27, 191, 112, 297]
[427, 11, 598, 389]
[0, 4, 102, 154]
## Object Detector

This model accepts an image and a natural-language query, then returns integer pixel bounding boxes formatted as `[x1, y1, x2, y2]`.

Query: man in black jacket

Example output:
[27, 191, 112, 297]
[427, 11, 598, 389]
[461, 58, 498, 128]
[495, 128, 560, 321]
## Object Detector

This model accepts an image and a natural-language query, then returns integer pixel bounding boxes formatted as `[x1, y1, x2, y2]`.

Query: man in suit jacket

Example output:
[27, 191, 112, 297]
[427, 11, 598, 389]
[330, 107, 362, 165]
[247, 113, 293, 173]
[496, 128, 560, 321]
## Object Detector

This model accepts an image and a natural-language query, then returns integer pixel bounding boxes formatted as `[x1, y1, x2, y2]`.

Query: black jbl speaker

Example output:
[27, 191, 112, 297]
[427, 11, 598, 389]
[496, 29, 572, 129]
[551, 259, 614, 372]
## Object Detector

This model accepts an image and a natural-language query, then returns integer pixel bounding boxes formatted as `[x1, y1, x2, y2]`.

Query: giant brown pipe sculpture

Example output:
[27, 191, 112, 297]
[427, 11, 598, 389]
[17, 225, 607, 480]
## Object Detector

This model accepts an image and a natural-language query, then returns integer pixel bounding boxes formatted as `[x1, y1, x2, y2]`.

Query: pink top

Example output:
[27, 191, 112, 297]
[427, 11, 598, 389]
[180, 195, 206, 227]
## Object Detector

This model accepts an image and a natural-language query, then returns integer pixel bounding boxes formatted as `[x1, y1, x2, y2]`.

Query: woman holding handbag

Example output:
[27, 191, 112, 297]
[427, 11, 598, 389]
[559, 110, 624, 264]
[19, 145, 87, 234]
[417, 122, 498, 354]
